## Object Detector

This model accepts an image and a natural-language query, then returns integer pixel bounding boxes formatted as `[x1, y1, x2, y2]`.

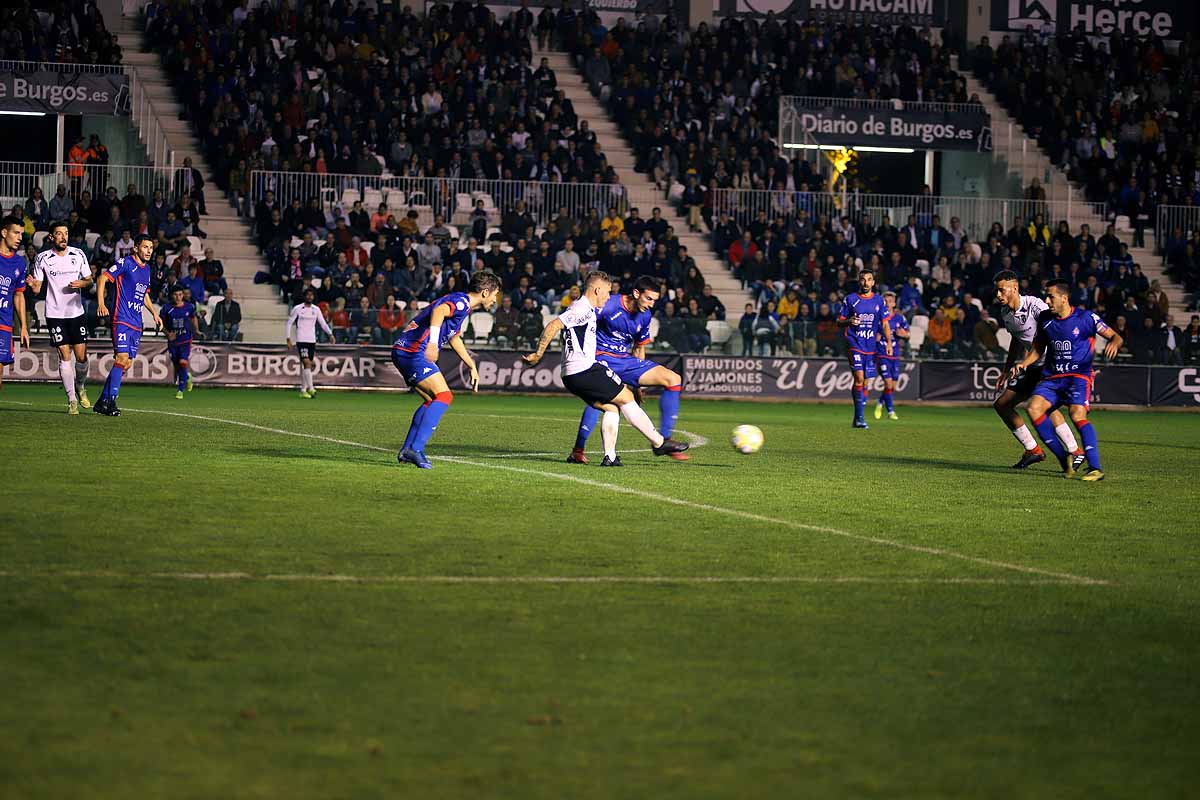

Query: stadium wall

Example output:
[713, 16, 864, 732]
[9, 341, 1200, 408]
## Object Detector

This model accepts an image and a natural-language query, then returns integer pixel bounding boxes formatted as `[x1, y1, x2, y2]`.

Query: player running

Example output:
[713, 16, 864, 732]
[94, 234, 161, 416]
[565, 276, 687, 463]
[874, 290, 909, 420]
[1005, 280, 1122, 481]
[0, 215, 31, 390]
[838, 268, 892, 429]
[28, 221, 93, 413]
[525, 271, 688, 465]
[992, 270, 1086, 470]
[392, 271, 500, 469]
[162, 287, 200, 399]
[285, 288, 332, 398]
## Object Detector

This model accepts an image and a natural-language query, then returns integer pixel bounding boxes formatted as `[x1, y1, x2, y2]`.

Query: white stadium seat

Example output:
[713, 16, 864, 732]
[33, 231, 48, 248]
[911, 314, 930, 332]
[908, 326, 926, 351]
[995, 328, 1012, 352]
[707, 320, 732, 347]
[469, 311, 493, 343]
[85, 232, 100, 250]
[648, 316, 660, 344]
[341, 188, 360, 207]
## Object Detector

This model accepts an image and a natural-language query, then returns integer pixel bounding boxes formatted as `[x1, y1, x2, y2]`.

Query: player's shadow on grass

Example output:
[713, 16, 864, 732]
[1106, 439, 1200, 452]
[221, 445, 383, 466]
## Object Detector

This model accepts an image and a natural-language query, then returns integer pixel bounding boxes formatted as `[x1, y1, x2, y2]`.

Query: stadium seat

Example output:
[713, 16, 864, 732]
[34, 300, 46, 331]
[970, 298, 984, 312]
[361, 241, 374, 257]
[996, 328, 1012, 352]
[362, 188, 383, 210]
[908, 326, 926, 352]
[166, 253, 177, 269]
[915, 259, 930, 275]
[911, 314, 930, 332]
[707, 320, 733, 351]
[85, 232, 99, 250]
[187, 236, 203, 253]
[33, 231, 48, 248]
[416, 301, 430, 310]
[141, 305, 158, 332]
[648, 316, 660, 345]
[341, 188, 361, 207]
[469, 311, 493, 343]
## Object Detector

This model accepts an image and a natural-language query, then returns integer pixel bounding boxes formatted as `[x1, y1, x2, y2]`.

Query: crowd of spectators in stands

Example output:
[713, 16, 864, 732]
[972, 27, 1200, 258]
[2, 0, 123, 64]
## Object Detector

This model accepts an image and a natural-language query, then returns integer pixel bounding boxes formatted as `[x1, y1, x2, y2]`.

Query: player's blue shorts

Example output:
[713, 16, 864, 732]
[1033, 375, 1092, 408]
[596, 353, 659, 385]
[848, 349, 877, 378]
[0, 327, 12, 365]
[168, 341, 191, 363]
[113, 325, 142, 358]
[392, 349, 440, 387]
[875, 355, 901, 381]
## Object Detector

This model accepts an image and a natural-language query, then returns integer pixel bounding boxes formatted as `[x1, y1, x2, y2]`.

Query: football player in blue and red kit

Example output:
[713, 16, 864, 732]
[391, 270, 501, 469]
[838, 268, 892, 429]
[162, 287, 200, 399]
[565, 276, 688, 463]
[94, 234, 161, 415]
[874, 290, 909, 420]
[1005, 280, 1122, 481]
[0, 215, 31, 391]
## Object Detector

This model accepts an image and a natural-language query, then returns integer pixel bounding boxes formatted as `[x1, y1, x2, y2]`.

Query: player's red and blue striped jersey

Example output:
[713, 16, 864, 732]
[0, 250, 27, 330]
[595, 293, 652, 357]
[107, 255, 151, 332]
[393, 292, 471, 353]
[839, 292, 887, 354]
[876, 312, 908, 358]
[163, 301, 196, 343]
[1035, 306, 1111, 379]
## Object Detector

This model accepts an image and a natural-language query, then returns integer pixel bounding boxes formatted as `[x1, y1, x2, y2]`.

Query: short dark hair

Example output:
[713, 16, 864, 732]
[859, 267, 875, 277]
[0, 214, 23, 232]
[133, 233, 155, 246]
[993, 269, 1019, 284]
[49, 219, 70, 235]
[1046, 279, 1071, 295]
[468, 269, 501, 294]
[632, 276, 659, 294]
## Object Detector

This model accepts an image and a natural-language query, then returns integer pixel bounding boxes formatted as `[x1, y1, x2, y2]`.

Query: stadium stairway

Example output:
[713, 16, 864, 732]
[534, 46, 754, 313]
[957, 58, 1187, 311]
[114, 16, 287, 343]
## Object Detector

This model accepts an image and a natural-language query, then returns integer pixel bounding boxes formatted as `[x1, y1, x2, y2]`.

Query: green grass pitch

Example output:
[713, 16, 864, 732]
[1, 382, 1197, 798]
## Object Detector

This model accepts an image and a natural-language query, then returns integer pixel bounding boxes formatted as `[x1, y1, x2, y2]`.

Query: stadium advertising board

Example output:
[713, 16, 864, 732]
[1150, 366, 1200, 407]
[716, 0, 946, 25]
[793, 106, 992, 152]
[0, 69, 129, 115]
[919, 361, 1150, 405]
[682, 355, 920, 400]
[991, 0, 1195, 38]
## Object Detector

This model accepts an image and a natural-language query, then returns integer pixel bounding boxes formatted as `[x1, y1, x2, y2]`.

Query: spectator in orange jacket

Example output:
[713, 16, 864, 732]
[927, 307, 954, 357]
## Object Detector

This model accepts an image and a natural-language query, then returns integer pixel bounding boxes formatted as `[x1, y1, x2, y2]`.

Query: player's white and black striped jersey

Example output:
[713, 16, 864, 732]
[1001, 294, 1049, 363]
[33, 246, 90, 318]
[558, 297, 598, 376]
[285, 302, 332, 344]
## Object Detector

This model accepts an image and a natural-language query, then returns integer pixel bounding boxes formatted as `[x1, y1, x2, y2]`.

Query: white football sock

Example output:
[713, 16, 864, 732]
[620, 401, 664, 447]
[301, 367, 313, 391]
[59, 360, 77, 402]
[1011, 424, 1038, 451]
[601, 409, 620, 460]
[1055, 422, 1080, 453]
[74, 358, 88, 394]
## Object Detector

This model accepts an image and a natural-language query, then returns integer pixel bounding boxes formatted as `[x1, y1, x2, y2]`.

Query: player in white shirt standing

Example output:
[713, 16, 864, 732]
[27, 221, 94, 414]
[991, 270, 1084, 470]
[524, 271, 688, 465]
[285, 287, 333, 398]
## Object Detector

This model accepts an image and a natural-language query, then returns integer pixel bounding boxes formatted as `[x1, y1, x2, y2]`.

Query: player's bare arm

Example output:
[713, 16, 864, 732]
[95, 272, 111, 317]
[144, 298, 162, 331]
[882, 322, 894, 356]
[1098, 327, 1123, 361]
[838, 314, 860, 328]
[14, 289, 29, 350]
[525, 317, 564, 365]
[448, 334, 479, 391]
[1006, 339, 1045, 383]
[424, 303, 452, 363]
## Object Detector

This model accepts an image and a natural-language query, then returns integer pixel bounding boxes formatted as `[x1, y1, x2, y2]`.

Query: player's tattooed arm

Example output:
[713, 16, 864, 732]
[1097, 327, 1122, 361]
[524, 317, 563, 365]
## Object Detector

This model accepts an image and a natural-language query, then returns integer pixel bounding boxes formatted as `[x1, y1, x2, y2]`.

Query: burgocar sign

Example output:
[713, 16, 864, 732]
[718, 0, 945, 25]
[991, 0, 1195, 38]
[0, 69, 130, 115]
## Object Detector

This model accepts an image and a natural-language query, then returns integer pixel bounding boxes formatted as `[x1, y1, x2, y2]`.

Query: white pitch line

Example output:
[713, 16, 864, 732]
[0, 399, 34, 406]
[122, 407, 1109, 586]
[483, 428, 710, 459]
[0, 570, 1093, 586]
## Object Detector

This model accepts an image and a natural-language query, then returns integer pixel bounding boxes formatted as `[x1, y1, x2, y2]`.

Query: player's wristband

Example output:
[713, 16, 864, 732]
[429, 327, 440, 348]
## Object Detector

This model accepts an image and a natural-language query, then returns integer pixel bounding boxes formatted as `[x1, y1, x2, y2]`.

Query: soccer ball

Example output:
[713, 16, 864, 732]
[730, 425, 764, 454]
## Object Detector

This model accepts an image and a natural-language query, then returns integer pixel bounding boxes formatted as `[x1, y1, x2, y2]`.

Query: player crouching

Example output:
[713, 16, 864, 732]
[391, 271, 500, 469]
[526, 271, 688, 465]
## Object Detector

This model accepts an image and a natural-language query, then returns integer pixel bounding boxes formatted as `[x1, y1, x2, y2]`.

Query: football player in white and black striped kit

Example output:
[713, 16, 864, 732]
[524, 271, 688, 465]
[991, 271, 1084, 470]
[28, 221, 93, 414]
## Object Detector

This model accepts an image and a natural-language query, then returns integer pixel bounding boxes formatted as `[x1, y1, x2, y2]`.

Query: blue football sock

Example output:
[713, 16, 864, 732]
[659, 384, 682, 438]
[1077, 419, 1101, 469]
[177, 366, 188, 391]
[411, 393, 451, 452]
[1032, 414, 1068, 459]
[403, 403, 429, 451]
[575, 405, 601, 450]
[102, 365, 125, 402]
[852, 386, 865, 419]
[882, 391, 894, 413]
